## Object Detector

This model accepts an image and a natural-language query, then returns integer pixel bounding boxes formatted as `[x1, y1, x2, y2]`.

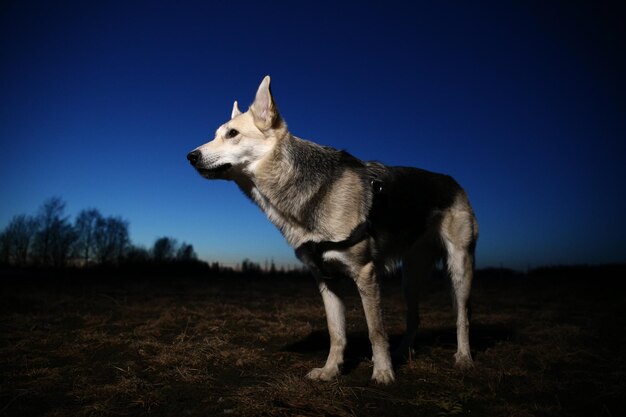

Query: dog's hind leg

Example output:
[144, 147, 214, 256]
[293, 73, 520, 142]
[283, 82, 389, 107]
[307, 278, 346, 381]
[356, 262, 395, 384]
[447, 244, 474, 369]
[441, 206, 477, 370]
[395, 243, 438, 360]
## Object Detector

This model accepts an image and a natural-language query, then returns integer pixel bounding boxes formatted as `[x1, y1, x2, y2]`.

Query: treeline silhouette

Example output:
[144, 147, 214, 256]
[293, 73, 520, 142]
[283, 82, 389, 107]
[0, 197, 307, 278]
[0, 197, 198, 268]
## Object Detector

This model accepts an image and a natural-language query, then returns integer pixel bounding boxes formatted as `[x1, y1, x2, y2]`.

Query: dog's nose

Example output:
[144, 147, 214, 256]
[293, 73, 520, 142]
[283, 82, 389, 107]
[187, 150, 201, 166]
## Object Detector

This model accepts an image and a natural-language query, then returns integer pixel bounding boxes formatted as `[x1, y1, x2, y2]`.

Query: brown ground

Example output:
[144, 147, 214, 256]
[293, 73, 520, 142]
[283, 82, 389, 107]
[1, 267, 625, 417]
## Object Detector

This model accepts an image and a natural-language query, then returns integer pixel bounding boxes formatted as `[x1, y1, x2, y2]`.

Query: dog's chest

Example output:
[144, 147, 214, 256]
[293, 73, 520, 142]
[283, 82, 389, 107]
[249, 187, 320, 247]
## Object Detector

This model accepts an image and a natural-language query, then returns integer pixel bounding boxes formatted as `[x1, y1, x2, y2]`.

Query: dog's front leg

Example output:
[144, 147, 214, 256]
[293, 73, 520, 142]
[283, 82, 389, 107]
[357, 262, 395, 384]
[307, 279, 346, 381]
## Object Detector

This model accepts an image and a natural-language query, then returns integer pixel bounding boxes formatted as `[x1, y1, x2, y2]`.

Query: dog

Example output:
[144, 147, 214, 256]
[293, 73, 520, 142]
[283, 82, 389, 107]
[187, 76, 478, 384]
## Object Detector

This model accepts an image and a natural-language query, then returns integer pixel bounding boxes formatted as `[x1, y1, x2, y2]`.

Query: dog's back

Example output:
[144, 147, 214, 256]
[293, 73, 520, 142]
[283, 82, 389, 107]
[365, 163, 471, 259]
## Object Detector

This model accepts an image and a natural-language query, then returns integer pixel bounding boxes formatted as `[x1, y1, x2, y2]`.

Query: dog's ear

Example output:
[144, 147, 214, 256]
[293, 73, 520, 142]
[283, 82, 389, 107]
[231, 101, 241, 119]
[250, 75, 282, 131]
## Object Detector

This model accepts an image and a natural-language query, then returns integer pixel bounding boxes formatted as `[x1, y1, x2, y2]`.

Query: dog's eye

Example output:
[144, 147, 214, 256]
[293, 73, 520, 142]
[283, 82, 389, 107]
[225, 128, 239, 139]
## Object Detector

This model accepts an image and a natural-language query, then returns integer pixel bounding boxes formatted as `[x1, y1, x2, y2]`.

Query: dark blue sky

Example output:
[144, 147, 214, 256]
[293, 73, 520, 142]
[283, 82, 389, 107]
[1, 1, 625, 269]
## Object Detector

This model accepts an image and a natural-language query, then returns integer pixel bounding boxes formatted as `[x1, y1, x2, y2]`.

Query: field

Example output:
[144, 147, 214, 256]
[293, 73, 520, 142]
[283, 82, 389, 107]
[1, 266, 625, 417]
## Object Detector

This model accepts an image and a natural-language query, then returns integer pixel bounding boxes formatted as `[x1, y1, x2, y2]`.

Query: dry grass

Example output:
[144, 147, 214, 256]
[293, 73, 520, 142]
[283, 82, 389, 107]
[1, 269, 625, 416]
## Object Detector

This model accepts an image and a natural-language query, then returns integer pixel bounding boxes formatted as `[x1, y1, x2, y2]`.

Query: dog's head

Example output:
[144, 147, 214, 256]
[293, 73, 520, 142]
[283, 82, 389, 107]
[187, 76, 286, 180]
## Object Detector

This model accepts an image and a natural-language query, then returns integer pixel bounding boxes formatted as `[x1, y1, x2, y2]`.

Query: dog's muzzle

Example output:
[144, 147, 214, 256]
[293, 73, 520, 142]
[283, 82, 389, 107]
[187, 150, 232, 178]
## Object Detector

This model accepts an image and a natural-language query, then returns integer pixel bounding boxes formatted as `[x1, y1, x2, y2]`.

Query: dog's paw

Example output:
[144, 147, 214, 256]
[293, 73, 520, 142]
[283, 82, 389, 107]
[371, 367, 395, 384]
[454, 353, 474, 370]
[306, 367, 339, 381]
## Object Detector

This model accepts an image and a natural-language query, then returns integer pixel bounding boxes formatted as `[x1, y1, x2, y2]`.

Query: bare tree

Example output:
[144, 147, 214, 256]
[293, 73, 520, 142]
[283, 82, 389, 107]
[93, 216, 129, 265]
[51, 222, 76, 267]
[241, 258, 262, 274]
[108, 217, 130, 263]
[74, 209, 102, 265]
[176, 242, 197, 262]
[152, 237, 178, 262]
[0, 214, 39, 265]
[125, 245, 150, 264]
[32, 197, 75, 267]
[0, 231, 8, 264]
